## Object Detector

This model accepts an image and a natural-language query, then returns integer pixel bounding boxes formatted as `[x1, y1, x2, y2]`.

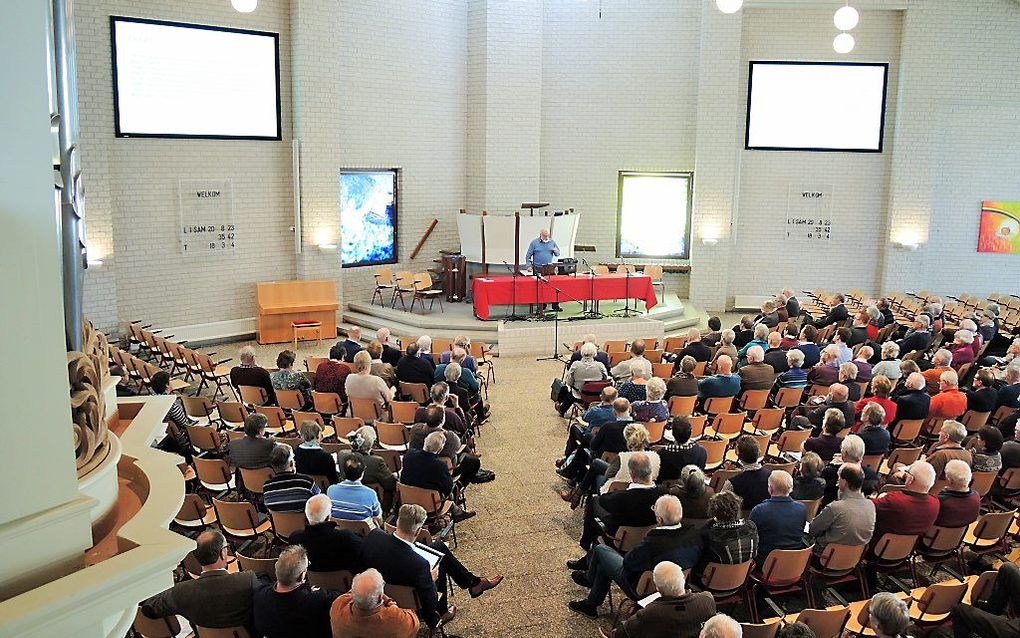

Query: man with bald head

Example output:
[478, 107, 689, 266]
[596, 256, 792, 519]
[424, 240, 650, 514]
[924, 420, 973, 478]
[749, 470, 806, 562]
[376, 327, 402, 366]
[893, 372, 931, 422]
[897, 314, 932, 355]
[569, 495, 703, 619]
[792, 383, 854, 433]
[763, 331, 790, 374]
[329, 568, 419, 638]
[612, 339, 653, 381]
[291, 494, 363, 574]
[934, 459, 981, 528]
[698, 355, 741, 400]
[611, 561, 716, 638]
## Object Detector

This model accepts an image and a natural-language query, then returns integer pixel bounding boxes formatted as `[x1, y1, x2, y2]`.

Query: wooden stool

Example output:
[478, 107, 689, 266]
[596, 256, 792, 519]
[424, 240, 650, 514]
[292, 321, 322, 350]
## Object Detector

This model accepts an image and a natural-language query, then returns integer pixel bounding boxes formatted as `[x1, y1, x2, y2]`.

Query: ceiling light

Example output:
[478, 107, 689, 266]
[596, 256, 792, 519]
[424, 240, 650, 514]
[231, 0, 257, 13]
[833, 32, 855, 54]
[834, 5, 860, 31]
[716, 0, 744, 14]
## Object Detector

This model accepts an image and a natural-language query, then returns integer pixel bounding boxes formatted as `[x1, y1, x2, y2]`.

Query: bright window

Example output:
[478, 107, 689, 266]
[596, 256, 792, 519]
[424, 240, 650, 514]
[617, 172, 693, 259]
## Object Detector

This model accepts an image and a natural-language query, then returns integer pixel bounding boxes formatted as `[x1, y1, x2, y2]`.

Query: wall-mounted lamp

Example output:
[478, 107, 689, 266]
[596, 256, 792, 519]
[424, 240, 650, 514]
[701, 237, 719, 246]
[894, 241, 920, 252]
[317, 243, 338, 253]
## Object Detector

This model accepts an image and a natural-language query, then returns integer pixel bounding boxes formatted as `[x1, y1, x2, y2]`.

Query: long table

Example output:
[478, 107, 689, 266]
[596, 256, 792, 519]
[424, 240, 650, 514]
[471, 273, 658, 320]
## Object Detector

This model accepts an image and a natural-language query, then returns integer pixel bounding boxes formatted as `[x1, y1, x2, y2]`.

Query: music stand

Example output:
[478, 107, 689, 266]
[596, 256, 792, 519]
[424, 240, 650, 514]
[613, 267, 641, 317]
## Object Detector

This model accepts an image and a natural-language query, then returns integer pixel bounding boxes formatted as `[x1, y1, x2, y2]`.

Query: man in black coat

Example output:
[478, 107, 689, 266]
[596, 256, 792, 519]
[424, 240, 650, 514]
[568, 494, 704, 618]
[396, 343, 438, 389]
[340, 327, 364, 363]
[401, 431, 476, 521]
[892, 372, 931, 423]
[290, 495, 363, 573]
[253, 545, 339, 638]
[376, 327, 403, 367]
[897, 315, 932, 355]
[571, 453, 665, 560]
[570, 334, 612, 369]
[141, 530, 266, 633]
[812, 293, 849, 328]
[361, 504, 502, 628]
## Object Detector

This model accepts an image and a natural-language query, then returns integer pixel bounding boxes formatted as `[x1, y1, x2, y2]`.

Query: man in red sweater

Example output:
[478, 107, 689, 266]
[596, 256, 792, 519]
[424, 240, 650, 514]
[871, 460, 940, 541]
[928, 370, 967, 420]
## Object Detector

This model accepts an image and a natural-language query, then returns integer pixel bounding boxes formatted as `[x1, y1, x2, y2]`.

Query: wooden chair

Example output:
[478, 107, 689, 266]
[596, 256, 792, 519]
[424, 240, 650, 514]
[308, 569, 354, 591]
[669, 395, 697, 417]
[767, 429, 810, 459]
[961, 409, 991, 433]
[239, 467, 276, 499]
[703, 396, 734, 417]
[908, 579, 968, 627]
[877, 446, 922, 476]
[707, 411, 748, 441]
[375, 448, 403, 474]
[351, 398, 385, 422]
[182, 395, 219, 426]
[808, 543, 868, 601]
[610, 525, 656, 553]
[701, 561, 753, 610]
[312, 391, 344, 418]
[269, 510, 307, 544]
[276, 389, 305, 412]
[748, 408, 784, 435]
[604, 340, 628, 353]
[173, 493, 218, 529]
[739, 390, 770, 412]
[236, 551, 279, 580]
[698, 438, 728, 471]
[304, 356, 328, 373]
[609, 351, 631, 367]
[709, 468, 740, 494]
[740, 620, 783, 638]
[963, 510, 1017, 557]
[400, 381, 430, 404]
[799, 498, 823, 522]
[397, 483, 453, 541]
[794, 607, 852, 638]
[255, 405, 296, 436]
[375, 421, 410, 451]
[724, 432, 769, 465]
[213, 498, 271, 540]
[390, 401, 419, 425]
[237, 384, 270, 407]
[411, 271, 444, 313]
[772, 387, 804, 409]
[194, 457, 235, 492]
[860, 453, 883, 472]
[915, 525, 969, 578]
[971, 470, 997, 499]
[132, 609, 182, 638]
[749, 546, 815, 621]
[663, 336, 687, 352]
[807, 384, 830, 399]
[652, 362, 674, 379]
[333, 416, 365, 441]
[643, 421, 667, 444]
[216, 401, 250, 429]
[693, 361, 708, 377]
[335, 519, 373, 536]
[372, 267, 396, 306]
[866, 533, 920, 588]
[391, 271, 415, 310]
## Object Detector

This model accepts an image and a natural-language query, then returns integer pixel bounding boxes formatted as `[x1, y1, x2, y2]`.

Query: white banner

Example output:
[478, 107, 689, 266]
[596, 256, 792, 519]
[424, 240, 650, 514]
[178, 179, 235, 255]
[786, 184, 834, 243]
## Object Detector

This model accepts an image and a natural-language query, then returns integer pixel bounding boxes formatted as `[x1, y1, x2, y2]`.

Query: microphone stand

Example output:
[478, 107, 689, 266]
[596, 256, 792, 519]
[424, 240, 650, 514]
[579, 258, 605, 320]
[503, 260, 527, 322]
[529, 265, 546, 320]
[536, 275, 586, 363]
[613, 267, 640, 317]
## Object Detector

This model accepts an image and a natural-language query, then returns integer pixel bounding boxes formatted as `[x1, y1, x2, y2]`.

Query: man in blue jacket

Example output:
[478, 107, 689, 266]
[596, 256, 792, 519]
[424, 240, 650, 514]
[748, 470, 806, 563]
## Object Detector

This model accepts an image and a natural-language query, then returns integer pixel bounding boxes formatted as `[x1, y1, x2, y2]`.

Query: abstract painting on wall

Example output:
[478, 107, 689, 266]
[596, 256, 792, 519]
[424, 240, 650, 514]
[339, 170, 398, 267]
[978, 201, 1020, 254]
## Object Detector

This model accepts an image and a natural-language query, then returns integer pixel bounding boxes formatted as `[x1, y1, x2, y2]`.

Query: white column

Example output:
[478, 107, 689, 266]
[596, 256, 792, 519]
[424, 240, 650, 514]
[0, 0, 95, 600]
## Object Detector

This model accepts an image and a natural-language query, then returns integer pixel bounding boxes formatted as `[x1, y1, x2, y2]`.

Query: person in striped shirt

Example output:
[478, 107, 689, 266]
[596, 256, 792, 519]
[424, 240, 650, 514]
[262, 444, 320, 513]
[327, 456, 383, 526]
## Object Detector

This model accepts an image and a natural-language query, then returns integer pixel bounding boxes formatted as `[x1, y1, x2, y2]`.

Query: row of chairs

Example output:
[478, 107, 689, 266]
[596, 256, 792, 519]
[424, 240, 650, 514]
[372, 268, 445, 313]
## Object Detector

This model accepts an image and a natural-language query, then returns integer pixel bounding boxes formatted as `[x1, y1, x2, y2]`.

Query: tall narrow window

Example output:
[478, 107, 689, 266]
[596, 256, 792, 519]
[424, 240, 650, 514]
[617, 172, 693, 259]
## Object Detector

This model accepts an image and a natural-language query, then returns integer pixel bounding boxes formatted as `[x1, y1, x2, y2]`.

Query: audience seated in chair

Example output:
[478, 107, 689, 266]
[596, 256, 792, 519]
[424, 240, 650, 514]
[337, 426, 398, 513]
[808, 463, 875, 552]
[668, 465, 715, 520]
[345, 350, 394, 410]
[366, 340, 397, 388]
[701, 613, 743, 638]
[263, 443, 321, 513]
[150, 370, 197, 463]
[571, 332, 612, 369]
[737, 324, 770, 367]
[790, 452, 826, 501]
[270, 349, 312, 409]
[872, 342, 902, 382]
[294, 421, 340, 485]
[612, 339, 653, 382]
[396, 342, 436, 388]
[762, 332, 789, 374]
[871, 460, 939, 542]
[360, 504, 501, 629]
[632, 377, 669, 423]
[231, 345, 277, 405]
[924, 419, 972, 479]
[340, 327, 363, 363]
[312, 343, 350, 399]
[561, 342, 610, 415]
[613, 561, 716, 638]
[868, 592, 911, 638]
[695, 491, 758, 575]
[934, 459, 981, 528]
[291, 494, 363, 574]
[675, 328, 713, 365]
[668, 356, 701, 399]
[698, 355, 740, 400]
[703, 317, 724, 347]
[618, 366, 650, 403]
[801, 409, 846, 463]
[806, 345, 841, 387]
[951, 562, 1020, 638]
[376, 327, 402, 367]
[327, 455, 383, 525]
[891, 371, 930, 422]
[794, 325, 822, 369]
[401, 430, 475, 522]
[414, 381, 468, 435]
[227, 413, 276, 470]
[854, 375, 896, 429]
[440, 335, 478, 371]
[254, 545, 338, 638]
[140, 531, 264, 635]
[820, 434, 879, 503]
[791, 384, 853, 435]
[558, 386, 619, 467]
[930, 369, 968, 421]
[969, 425, 1004, 473]
[749, 470, 806, 562]
[737, 345, 775, 393]
[659, 417, 708, 481]
[329, 568, 419, 638]
[721, 436, 771, 510]
[923, 349, 955, 394]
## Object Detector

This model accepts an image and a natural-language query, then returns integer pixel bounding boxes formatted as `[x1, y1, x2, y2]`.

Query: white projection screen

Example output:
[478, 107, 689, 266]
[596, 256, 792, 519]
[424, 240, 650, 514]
[745, 62, 888, 152]
[111, 17, 281, 140]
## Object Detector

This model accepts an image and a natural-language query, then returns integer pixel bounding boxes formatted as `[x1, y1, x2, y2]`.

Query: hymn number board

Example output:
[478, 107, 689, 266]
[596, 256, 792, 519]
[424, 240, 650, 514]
[786, 185, 835, 242]
[178, 179, 236, 255]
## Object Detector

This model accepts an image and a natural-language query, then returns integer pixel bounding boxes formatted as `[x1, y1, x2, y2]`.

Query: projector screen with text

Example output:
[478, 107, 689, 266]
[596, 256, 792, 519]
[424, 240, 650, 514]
[745, 62, 888, 152]
[111, 17, 281, 140]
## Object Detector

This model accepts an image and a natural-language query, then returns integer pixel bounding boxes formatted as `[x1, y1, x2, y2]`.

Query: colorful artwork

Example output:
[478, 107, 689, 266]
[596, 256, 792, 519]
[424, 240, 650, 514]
[339, 170, 398, 267]
[978, 201, 1020, 254]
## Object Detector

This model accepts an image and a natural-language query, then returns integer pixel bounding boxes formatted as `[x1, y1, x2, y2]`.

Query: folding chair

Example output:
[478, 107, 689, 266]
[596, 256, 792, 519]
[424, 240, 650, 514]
[962, 510, 1016, 558]
[173, 492, 218, 530]
[908, 579, 968, 628]
[808, 543, 868, 601]
[390, 400, 419, 425]
[376, 421, 411, 451]
[767, 429, 810, 459]
[701, 561, 753, 612]
[237, 385, 270, 407]
[332, 416, 365, 441]
[372, 267, 396, 306]
[391, 271, 415, 310]
[739, 390, 770, 412]
[915, 524, 969, 578]
[866, 533, 920, 588]
[794, 607, 852, 638]
[351, 398, 385, 422]
[698, 438, 727, 471]
[411, 272, 445, 313]
[669, 395, 697, 417]
[182, 395, 219, 427]
[194, 457, 236, 493]
[216, 401, 250, 430]
[399, 382, 430, 404]
[276, 389, 305, 413]
[772, 387, 804, 409]
[707, 411, 748, 441]
[213, 498, 272, 541]
[312, 391, 345, 418]
[703, 396, 735, 417]
[749, 545, 814, 620]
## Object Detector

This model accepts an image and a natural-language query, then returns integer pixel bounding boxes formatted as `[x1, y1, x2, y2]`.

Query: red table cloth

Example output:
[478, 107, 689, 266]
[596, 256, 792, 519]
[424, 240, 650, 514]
[471, 273, 658, 320]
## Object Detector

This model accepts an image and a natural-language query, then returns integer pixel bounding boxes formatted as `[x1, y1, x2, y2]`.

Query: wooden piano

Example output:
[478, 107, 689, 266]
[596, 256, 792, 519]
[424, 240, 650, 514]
[256, 280, 339, 345]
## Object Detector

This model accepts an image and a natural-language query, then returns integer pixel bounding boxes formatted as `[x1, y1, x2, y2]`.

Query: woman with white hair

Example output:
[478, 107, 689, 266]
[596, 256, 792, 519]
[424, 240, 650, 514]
[632, 377, 669, 422]
[338, 425, 397, 512]
[559, 342, 609, 415]
[599, 423, 661, 493]
[345, 350, 395, 410]
[714, 329, 739, 369]
[838, 362, 861, 400]
[872, 342, 902, 381]
[867, 592, 910, 638]
[949, 328, 977, 371]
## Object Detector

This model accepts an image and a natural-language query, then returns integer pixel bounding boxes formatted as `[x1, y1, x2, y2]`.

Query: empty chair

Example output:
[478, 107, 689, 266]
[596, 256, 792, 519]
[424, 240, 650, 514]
[390, 400, 419, 425]
[794, 607, 852, 638]
[768, 429, 810, 459]
[808, 543, 868, 601]
[908, 579, 968, 627]
[255, 405, 296, 436]
[332, 416, 365, 441]
[351, 398, 385, 422]
[749, 546, 815, 621]
[182, 395, 219, 426]
[276, 389, 305, 412]
[706, 411, 748, 441]
[216, 401, 250, 429]
[772, 387, 804, 409]
[194, 457, 235, 493]
[963, 510, 1017, 557]
[400, 381, 430, 404]
[238, 466, 276, 499]
[375, 421, 411, 451]
[867, 533, 920, 588]
[173, 493, 218, 529]
[235, 551, 279, 580]
[213, 498, 271, 540]
[312, 391, 344, 417]
[237, 384, 270, 407]
[669, 395, 697, 417]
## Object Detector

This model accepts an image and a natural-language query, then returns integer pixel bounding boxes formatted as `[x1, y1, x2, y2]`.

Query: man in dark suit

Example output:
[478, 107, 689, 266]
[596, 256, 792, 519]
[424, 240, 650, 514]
[790, 384, 854, 435]
[737, 346, 775, 393]
[361, 504, 502, 629]
[340, 327, 364, 363]
[611, 561, 717, 638]
[733, 316, 755, 349]
[400, 431, 475, 522]
[254, 545, 339, 638]
[897, 315, 932, 355]
[226, 413, 275, 469]
[812, 293, 849, 328]
[290, 494, 363, 573]
[141, 530, 265, 632]
[569, 334, 612, 369]
[783, 288, 801, 319]
[568, 495, 704, 618]
[570, 453, 665, 564]
[396, 343, 437, 389]
[229, 345, 277, 405]
[763, 332, 790, 374]
[674, 328, 712, 364]
[376, 327, 402, 367]
[892, 372, 931, 423]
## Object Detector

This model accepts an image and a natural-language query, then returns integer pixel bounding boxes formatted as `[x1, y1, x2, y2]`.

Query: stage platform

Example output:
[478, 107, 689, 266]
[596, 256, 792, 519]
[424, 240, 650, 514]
[343, 294, 703, 355]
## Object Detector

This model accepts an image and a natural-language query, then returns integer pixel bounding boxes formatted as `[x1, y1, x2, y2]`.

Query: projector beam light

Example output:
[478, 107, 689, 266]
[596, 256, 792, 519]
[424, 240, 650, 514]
[834, 5, 860, 31]
[716, 0, 743, 14]
[833, 32, 856, 54]
[231, 0, 257, 13]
